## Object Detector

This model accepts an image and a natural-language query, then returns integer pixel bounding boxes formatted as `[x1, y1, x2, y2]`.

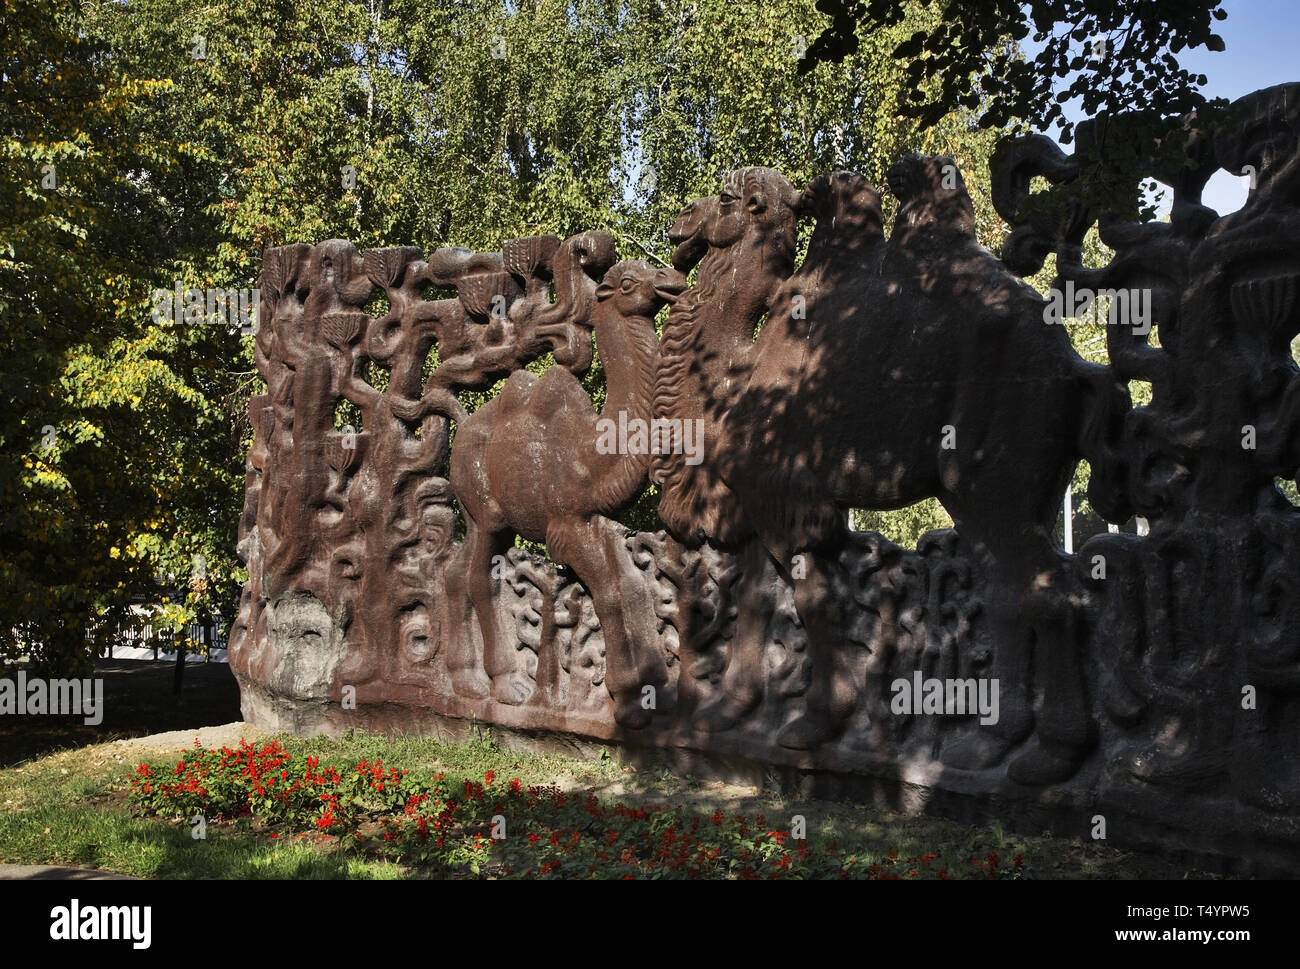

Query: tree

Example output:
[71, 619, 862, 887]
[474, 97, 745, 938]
[802, 0, 1228, 139]
[0, 0, 208, 672]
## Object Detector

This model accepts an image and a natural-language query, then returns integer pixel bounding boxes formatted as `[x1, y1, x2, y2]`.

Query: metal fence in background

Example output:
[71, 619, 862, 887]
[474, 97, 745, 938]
[85, 618, 229, 662]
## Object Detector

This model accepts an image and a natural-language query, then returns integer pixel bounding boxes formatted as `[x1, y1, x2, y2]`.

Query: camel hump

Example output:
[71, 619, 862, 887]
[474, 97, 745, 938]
[798, 171, 885, 260]
[496, 365, 586, 421]
[493, 369, 540, 414]
[886, 154, 978, 241]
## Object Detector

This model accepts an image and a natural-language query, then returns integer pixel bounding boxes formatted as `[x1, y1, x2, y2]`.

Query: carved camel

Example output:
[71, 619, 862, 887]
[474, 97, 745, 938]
[656, 159, 1129, 783]
[447, 255, 688, 727]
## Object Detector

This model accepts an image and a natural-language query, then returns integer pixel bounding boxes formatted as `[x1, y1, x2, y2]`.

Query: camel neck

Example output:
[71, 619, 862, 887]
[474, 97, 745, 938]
[596, 310, 659, 421]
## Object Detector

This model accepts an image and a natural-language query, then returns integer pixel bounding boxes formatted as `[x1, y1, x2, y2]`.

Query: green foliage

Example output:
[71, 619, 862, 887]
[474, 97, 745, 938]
[803, 1, 1235, 224]
[804, 0, 1227, 139]
[0, 0, 233, 672]
[852, 503, 954, 549]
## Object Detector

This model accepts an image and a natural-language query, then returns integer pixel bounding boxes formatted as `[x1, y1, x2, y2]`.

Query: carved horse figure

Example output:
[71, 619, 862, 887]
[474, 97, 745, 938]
[656, 159, 1129, 782]
[448, 252, 688, 726]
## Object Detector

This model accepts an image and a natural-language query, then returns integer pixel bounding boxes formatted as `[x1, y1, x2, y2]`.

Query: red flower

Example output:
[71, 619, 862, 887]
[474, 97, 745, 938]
[484, 770, 495, 786]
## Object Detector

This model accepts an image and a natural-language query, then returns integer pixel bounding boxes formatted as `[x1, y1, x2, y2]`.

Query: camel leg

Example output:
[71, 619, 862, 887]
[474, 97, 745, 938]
[603, 519, 671, 711]
[936, 539, 1034, 770]
[1006, 540, 1094, 784]
[734, 469, 859, 751]
[776, 547, 859, 750]
[695, 540, 772, 731]
[444, 513, 496, 700]
[475, 530, 533, 706]
[941, 499, 1090, 783]
[556, 518, 665, 729]
[664, 536, 706, 723]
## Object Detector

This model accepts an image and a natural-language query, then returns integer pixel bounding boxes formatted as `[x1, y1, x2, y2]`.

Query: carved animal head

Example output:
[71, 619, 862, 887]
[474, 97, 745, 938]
[595, 260, 688, 320]
[668, 167, 801, 272]
[886, 154, 977, 240]
[1215, 82, 1300, 207]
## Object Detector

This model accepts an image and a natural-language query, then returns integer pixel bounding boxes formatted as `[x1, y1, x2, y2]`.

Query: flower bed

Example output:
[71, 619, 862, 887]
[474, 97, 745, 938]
[128, 739, 1024, 879]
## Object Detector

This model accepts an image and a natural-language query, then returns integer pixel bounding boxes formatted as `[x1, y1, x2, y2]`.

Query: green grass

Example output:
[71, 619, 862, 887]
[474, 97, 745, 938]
[288, 726, 621, 788]
[0, 729, 1229, 879]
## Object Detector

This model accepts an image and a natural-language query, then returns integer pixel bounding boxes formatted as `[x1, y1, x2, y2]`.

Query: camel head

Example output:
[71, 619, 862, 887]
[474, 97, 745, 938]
[885, 154, 977, 239]
[668, 167, 801, 273]
[797, 171, 883, 228]
[594, 260, 688, 320]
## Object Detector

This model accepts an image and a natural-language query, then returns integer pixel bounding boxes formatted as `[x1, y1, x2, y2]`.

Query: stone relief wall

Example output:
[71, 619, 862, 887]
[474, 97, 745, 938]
[230, 84, 1300, 864]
